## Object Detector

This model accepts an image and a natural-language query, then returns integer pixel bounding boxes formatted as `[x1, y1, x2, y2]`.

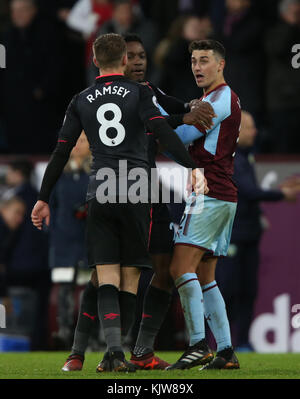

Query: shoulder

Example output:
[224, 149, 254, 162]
[205, 85, 232, 118]
[209, 84, 231, 103]
[77, 84, 95, 99]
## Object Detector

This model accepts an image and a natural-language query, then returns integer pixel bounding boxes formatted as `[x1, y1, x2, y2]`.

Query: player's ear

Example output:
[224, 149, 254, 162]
[93, 56, 100, 68]
[218, 59, 225, 73]
[122, 53, 128, 67]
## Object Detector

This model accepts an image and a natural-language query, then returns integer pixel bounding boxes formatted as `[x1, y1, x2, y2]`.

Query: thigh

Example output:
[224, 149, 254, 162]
[175, 194, 236, 258]
[149, 203, 174, 255]
[86, 199, 120, 267]
[119, 202, 152, 270]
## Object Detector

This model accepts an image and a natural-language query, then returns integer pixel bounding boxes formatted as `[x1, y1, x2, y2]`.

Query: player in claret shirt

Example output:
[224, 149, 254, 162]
[122, 33, 215, 370]
[166, 39, 241, 371]
[31, 33, 206, 373]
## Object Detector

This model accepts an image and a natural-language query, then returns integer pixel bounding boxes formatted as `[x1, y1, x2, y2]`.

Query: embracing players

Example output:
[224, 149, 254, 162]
[59, 33, 214, 372]
[31, 33, 206, 372]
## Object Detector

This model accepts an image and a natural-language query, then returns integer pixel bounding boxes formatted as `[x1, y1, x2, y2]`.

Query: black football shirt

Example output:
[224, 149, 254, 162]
[57, 74, 163, 201]
[38, 74, 196, 203]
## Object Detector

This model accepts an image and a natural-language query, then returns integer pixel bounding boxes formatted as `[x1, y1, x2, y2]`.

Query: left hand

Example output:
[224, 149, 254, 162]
[31, 200, 50, 230]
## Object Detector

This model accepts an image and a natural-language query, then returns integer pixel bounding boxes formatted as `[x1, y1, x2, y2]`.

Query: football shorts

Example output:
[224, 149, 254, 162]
[175, 193, 237, 257]
[86, 198, 152, 269]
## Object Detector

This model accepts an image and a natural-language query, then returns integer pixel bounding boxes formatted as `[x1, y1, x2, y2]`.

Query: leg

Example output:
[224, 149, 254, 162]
[95, 263, 135, 372]
[166, 245, 213, 370]
[198, 257, 232, 352]
[131, 253, 173, 369]
[119, 266, 141, 341]
[132, 206, 174, 359]
[198, 257, 239, 370]
[150, 253, 173, 292]
[215, 246, 241, 325]
[71, 271, 98, 355]
[170, 244, 206, 346]
[62, 270, 99, 372]
[95, 264, 122, 352]
[120, 266, 141, 294]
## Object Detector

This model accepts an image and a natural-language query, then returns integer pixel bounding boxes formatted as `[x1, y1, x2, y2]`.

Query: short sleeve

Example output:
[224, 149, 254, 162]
[175, 124, 204, 145]
[204, 88, 231, 134]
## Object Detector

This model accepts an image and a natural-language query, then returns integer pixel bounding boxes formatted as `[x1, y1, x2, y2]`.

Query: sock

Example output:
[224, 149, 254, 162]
[134, 285, 172, 357]
[175, 273, 205, 346]
[119, 291, 137, 341]
[97, 284, 122, 352]
[71, 281, 98, 356]
[202, 280, 232, 352]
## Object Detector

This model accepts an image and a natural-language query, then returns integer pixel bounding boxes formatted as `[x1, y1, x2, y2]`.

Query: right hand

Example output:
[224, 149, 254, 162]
[31, 200, 50, 230]
[185, 100, 216, 130]
[192, 168, 209, 196]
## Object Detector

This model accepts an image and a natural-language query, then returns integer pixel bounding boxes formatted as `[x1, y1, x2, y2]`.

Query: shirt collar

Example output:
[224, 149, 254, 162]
[203, 83, 228, 98]
[95, 73, 125, 83]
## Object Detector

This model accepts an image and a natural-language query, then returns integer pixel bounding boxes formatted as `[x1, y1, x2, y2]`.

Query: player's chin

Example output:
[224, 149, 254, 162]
[195, 79, 206, 88]
[132, 72, 145, 82]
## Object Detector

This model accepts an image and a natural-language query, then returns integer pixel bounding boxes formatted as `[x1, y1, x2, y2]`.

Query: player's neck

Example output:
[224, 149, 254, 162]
[98, 68, 125, 77]
[203, 77, 226, 96]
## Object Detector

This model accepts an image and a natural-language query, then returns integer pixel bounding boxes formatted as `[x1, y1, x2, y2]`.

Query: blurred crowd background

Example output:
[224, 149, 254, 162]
[0, 0, 300, 353]
[1, 0, 300, 154]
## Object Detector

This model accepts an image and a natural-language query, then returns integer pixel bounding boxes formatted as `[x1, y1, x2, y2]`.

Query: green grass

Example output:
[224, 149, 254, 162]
[0, 352, 299, 379]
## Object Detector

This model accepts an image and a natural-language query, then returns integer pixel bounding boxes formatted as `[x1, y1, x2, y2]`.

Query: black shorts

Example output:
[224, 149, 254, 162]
[87, 198, 152, 269]
[149, 203, 174, 255]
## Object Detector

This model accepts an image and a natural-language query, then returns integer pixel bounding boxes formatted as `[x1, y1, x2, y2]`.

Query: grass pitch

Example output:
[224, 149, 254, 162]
[0, 351, 300, 379]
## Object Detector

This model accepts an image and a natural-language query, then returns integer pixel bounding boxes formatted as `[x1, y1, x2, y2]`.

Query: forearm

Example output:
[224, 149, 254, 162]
[148, 118, 196, 169]
[38, 147, 71, 203]
[165, 114, 185, 129]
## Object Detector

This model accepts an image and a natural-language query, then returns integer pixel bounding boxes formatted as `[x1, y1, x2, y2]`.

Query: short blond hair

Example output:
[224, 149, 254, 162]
[93, 33, 127, 69]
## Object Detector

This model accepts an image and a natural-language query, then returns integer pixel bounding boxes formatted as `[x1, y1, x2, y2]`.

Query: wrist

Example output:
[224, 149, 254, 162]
[37, 196, 49, 204]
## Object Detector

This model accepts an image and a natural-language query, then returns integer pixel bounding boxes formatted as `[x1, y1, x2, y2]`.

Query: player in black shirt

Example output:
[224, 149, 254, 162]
[59, 33, 214, 373]
[32, 33, 207, 372]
